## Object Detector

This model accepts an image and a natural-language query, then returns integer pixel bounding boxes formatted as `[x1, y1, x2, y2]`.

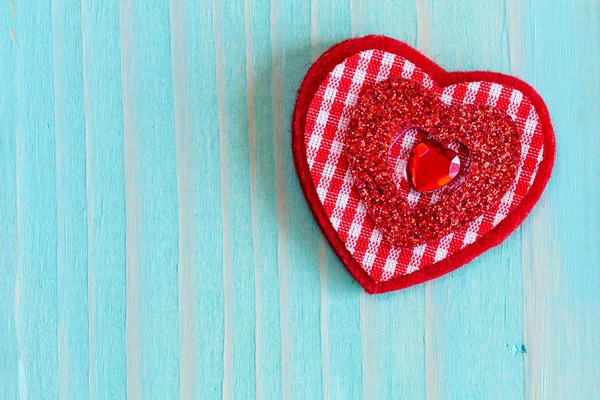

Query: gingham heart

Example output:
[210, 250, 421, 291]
[292, 36, 555, 294]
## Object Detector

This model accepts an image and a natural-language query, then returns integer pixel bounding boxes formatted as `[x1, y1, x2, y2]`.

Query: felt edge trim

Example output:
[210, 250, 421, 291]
[291, 35, 556, 294]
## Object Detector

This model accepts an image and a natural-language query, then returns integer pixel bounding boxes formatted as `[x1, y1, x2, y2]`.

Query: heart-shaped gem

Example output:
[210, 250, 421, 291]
[387, 129, 470, 208]
[407, 139, 461, 192]
[292, 36, 555, 293]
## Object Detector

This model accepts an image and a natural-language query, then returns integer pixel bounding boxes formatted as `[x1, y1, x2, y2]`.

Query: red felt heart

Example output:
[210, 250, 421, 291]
[292, 36, 555, 294]
[408, 139, 460, 193]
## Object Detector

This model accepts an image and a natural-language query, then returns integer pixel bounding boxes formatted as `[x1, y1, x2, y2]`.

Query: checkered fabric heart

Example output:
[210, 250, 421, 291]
[292, 36, 555, 293]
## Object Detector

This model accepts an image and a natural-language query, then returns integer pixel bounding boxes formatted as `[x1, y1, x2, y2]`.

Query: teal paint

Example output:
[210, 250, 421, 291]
[120, 0, 180, 397]
[352, 0, 419, 43]
[272, 1, 324, 398]
[168, 0, 226, 397]
[0, 4, 18, 397]
[81, 0, 128, 397]
[213, 0, 257, 397]
[363, 287, 427, 400]
[270, 1, 294, 396]
[521, 0, 600, 399]
[246, 0, 283, 398]
[0, 1, 598, 398]
[427, 235, 525, 399]
[14, 0, 59, 398]
[120, 0, 143, 395]
[51, 0, 90, 398]
[169, 0, 198, 397]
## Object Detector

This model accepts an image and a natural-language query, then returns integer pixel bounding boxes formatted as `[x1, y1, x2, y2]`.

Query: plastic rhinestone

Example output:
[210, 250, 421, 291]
[407, 139, 461, 192]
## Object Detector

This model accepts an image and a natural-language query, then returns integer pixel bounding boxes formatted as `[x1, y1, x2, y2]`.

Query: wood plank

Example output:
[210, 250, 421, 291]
[81, 0, 128, 397]
[169, 0, 198, 398]
[120, 0, 180, 397]
[14, 0, 59, 397]
[0, 1, 599, 397]
[521, 0, 600, 398]
[52, 0, 89, 398]
[0, 3, 18, 397]
[168, 1, 197, 395]
[271, 1, 323, 398]
[168, 0, 226, 397]
[246, 0, 283, 398]
[213, 0, 258, 397]
[425, 1, 526, 399]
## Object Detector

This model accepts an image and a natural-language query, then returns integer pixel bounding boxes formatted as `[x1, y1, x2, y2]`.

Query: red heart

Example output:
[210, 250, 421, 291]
[407, 139, 461, 193]
[292, 36, 555, 294]
[387, 128, 471, 207]
[346, 78, 521, 248]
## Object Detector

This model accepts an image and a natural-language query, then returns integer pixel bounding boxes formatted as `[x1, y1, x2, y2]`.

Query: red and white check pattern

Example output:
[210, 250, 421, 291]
[305, 50, 545, 283]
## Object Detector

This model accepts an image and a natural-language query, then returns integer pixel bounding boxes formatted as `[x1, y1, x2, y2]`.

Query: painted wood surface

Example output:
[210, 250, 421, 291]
[0, 0, 598, 399]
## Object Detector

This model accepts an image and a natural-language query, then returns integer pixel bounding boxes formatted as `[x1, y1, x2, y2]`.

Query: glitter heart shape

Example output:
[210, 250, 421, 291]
[407, 139, 461, 193]
[292, 36, 555, 294]
[346, 78, 521, 248]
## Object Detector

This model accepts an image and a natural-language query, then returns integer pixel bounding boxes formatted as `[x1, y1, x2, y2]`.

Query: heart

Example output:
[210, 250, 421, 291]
[346, 78, 521, 248]
[407, 139, 461, 193]
[292, 36, 555, 294]
[386, 128, 471, 208]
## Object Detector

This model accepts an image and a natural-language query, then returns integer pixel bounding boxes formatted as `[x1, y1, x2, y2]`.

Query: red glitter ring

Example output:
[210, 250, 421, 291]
[292, 35, 556, 294]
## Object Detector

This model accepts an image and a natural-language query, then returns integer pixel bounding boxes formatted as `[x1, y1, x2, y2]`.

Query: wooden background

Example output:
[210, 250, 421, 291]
[0, 0, 598, 399]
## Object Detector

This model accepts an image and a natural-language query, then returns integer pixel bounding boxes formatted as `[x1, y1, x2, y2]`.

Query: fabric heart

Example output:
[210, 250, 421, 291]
[292, 36, 555, 294]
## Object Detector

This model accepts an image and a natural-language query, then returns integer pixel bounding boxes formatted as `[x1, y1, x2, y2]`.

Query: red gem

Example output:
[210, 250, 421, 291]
[407, 139, 461, 192]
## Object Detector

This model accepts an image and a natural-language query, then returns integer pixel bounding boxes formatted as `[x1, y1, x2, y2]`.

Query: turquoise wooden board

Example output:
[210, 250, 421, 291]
[121, 0, 181, 397]
[0, 2, 18, 396]
[0, 0, 598, 399]
[12, 1, 60, 398]
[53, 0, 90, 397]
[520, 1, 600, 399]
[81, 0, 128, 397]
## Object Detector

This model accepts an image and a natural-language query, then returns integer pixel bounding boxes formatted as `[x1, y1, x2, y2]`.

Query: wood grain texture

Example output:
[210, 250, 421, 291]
[52, 0, 90, 396]
[81, 0, 128, 398]
[14, 1, 60, 398]
[0, 3, 18, 398]
[121, 0, 180, 398]
[168, 0, 226, 398]
[246, 0, 283, 398]
[521, 1, 600, 399]
[214, 0, 257, 398]
[0, 0, 598, 399]
[272, 1, 324, 399]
